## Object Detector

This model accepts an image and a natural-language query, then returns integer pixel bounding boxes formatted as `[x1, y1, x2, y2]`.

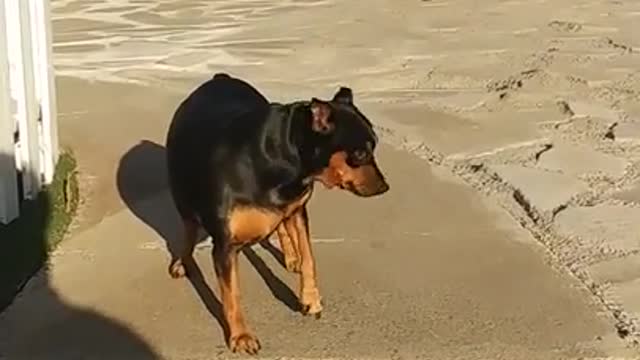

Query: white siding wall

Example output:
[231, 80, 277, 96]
[0, 0, 58, 225]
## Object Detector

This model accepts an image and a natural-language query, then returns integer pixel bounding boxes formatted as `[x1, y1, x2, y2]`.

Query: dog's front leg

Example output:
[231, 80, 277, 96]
[294, 206, 323, 317]
[276, 222, 301, 273]
[213, 243, 261, 354]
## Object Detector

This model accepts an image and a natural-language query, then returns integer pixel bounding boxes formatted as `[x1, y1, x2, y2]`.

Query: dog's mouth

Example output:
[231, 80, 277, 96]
[316, 175, 389, 196]
[342, 180, 390, 197]
[339, 182, 356, 192]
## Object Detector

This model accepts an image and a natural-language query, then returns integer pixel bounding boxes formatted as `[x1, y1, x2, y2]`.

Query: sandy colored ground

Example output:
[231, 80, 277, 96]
[1, 0, 640, 358]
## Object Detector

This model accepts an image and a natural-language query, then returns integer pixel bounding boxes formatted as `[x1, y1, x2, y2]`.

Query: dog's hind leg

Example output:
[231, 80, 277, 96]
[169, 217, 199, 278]
[293, 206, 323, 317]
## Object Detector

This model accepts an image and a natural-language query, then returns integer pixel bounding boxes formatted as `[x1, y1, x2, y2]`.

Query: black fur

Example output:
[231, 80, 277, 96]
[166, 73, 383, 243]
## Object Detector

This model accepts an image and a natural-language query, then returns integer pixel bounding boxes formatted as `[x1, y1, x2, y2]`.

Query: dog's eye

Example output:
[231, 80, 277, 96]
[366, 141, 373, 151]
[353, 149, 368, 161]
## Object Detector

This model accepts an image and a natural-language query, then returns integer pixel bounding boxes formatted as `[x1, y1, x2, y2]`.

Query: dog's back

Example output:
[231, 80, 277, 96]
[167, 73, 269, 143]
[166, 73, 270, 219]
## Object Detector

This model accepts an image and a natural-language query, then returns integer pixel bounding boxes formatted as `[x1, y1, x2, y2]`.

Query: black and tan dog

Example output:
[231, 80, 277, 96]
[165, 73, 389, 355]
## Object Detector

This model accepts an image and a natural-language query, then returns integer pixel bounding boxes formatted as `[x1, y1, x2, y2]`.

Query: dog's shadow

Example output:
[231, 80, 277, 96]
[116, 140, 300, 336]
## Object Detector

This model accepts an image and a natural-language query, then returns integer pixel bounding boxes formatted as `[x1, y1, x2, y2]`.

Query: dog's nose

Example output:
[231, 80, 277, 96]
[376, 181, 390, 195]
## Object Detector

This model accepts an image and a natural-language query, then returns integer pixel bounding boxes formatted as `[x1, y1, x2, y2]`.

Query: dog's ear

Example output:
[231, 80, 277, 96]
[332, 87, 353, 104]
[310, 98, 334, 134]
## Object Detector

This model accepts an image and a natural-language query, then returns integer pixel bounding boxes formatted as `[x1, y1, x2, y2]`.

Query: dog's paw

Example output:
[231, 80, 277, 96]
[229, 332, 261, 355]
[300, 288, 323, 318]
[168, 259, 187, 279]
[302, 304, 323, 319]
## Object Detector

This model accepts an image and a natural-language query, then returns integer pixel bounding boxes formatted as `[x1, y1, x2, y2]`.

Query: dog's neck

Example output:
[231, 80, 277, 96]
[262, 101, 327, 187]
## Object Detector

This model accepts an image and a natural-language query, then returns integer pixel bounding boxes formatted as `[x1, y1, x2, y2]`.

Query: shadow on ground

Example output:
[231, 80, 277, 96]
[115, 140, 300, 341]
[0, 153, 160, 359]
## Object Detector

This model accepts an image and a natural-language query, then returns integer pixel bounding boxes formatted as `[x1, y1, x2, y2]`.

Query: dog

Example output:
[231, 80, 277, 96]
[165, 73, 389, 355]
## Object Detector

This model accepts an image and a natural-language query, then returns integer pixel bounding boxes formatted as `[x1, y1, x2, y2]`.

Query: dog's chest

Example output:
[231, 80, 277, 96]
[227, 189, 311, 244]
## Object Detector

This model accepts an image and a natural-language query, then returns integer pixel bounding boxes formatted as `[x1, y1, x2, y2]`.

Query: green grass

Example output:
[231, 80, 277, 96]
[0, 150, 79, 311]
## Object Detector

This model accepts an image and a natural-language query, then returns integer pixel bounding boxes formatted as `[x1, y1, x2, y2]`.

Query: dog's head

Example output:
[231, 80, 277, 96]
[308, 87, 389, 198]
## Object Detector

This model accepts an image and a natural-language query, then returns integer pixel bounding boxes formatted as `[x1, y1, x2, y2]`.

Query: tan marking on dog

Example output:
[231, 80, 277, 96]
[315, 151, 380, 190]
[277, 223, 301, 272]
[227, 188, 312, 245]
[213, 246, 261, 355]
[228, 207, 281, 244]
[289, 207, 323, 317]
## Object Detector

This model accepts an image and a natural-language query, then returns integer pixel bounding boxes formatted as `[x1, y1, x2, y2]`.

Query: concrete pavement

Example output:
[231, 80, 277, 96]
[0, 79, 629, 359]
